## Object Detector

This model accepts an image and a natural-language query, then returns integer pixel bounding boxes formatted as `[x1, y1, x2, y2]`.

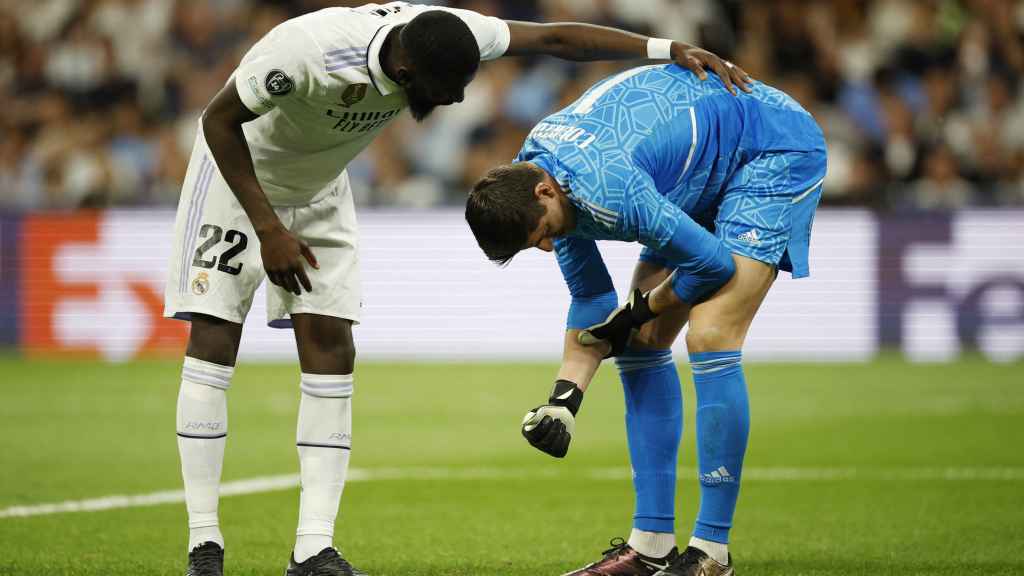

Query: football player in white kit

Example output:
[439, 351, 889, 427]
[163, 2, 751, 575]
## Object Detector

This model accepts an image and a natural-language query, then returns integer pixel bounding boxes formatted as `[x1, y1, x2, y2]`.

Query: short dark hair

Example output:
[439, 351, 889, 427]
[401, 11, 480, 85]
[465, 163, 546, 266]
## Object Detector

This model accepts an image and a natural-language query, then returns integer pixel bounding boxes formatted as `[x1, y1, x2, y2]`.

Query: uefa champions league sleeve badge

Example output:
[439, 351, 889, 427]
[265, 69, 294, 96]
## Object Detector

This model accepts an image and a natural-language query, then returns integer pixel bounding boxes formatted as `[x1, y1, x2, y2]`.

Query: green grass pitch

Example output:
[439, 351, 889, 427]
[0, 356, 1022, 575]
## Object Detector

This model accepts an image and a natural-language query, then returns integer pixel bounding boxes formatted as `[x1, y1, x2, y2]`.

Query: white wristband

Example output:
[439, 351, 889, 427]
[647, 37, 673, 60]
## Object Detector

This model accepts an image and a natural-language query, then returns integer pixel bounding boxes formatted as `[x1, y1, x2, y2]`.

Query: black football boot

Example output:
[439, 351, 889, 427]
[284, 547, 367, 576]
[185, 542, 223, 576]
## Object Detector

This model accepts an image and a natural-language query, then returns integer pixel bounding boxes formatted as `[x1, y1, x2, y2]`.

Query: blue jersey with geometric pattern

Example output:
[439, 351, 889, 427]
[513, 64, 823, 251]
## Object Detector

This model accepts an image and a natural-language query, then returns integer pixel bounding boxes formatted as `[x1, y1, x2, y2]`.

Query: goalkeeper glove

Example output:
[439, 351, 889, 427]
[521, 379, 583, 458]
[578, 288, 658, 357]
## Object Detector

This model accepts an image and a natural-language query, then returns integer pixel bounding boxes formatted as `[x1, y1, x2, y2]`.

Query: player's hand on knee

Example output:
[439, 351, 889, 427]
[578, 302, 633, 357]
[578, 289, 658, 357]
[258, 225, 319, 295]
[521, 380, 583, 458]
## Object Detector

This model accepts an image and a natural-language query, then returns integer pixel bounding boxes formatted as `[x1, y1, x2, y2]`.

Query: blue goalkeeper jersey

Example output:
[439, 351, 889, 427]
[512, 64, 826, 323]
[514, 63, 822, 250]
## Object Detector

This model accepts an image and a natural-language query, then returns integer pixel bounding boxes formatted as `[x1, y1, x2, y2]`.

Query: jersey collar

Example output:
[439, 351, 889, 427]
[367, 24, 402, 96]
[525, 153, 573, 195]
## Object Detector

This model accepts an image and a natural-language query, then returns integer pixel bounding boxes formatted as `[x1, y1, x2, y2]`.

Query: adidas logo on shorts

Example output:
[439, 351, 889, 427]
[737, 229, 761, 245]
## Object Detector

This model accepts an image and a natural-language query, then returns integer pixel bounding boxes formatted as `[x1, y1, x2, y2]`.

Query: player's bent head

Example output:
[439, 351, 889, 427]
[466, 163, 547, 266]
[399, 11, 480, 120]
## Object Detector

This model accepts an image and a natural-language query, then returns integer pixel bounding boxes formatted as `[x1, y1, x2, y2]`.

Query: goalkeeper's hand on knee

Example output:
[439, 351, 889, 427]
[521, 380, 583, 458]
[578, 289, 658, 357]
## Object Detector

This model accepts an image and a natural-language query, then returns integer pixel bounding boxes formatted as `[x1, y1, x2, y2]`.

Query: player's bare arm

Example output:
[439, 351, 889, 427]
[556, 329, 607, 393]
[505, 22, 752, 95]
[555, 259, 692, 390]
[523, 266, 693, 459]
[202, 81, 318, 296]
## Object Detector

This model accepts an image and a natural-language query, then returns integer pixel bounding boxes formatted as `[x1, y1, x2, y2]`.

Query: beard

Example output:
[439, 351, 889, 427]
[406, 93, 438, 122]
[404, 82, 441, 122]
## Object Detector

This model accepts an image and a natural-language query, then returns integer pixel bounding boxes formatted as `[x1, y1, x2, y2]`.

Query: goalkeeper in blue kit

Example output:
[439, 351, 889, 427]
[465, 63, 826, 576]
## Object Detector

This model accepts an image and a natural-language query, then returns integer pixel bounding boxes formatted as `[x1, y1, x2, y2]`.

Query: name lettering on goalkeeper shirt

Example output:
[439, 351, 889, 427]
[530, 122, 596, 148]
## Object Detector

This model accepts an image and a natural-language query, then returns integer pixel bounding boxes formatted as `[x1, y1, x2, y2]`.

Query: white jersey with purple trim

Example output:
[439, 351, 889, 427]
[232, 1, 510, 206]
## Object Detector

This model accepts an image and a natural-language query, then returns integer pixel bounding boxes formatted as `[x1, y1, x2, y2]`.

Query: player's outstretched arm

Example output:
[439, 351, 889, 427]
[521, 330, 606, 458]
[521, 236, 615, 458]
[504, 22, 752, 95]
[557, 329, 608, 393]
[202, 82, 318, 295]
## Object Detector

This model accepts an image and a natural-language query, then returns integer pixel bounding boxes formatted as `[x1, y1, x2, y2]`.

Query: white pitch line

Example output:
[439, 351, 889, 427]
[2, 466, 1022, 519]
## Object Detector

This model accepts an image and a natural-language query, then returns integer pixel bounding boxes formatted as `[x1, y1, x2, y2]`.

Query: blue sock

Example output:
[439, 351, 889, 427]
[616, 348, 683, 534]
[689, 351, 749, 544]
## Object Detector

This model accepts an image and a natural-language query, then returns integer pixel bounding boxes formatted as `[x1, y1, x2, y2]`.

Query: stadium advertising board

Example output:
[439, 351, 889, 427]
[10, 210, 1023, 362]
[878, 212, 1024, 362]
[0, 215, 19, 348]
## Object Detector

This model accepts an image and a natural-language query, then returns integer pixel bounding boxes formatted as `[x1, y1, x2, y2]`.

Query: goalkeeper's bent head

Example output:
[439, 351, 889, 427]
[465, 162, 575, 265]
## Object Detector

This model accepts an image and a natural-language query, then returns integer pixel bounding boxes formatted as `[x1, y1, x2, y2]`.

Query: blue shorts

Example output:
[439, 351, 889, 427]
[641, 147, 826, 278]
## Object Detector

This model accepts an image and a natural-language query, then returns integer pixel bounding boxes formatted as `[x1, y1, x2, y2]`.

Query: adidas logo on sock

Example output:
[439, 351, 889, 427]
[737, 229, 761, 245]
[700, 466, 737, 485]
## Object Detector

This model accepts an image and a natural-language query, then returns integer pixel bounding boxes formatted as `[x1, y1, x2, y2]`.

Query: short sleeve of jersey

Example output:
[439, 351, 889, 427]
[433, 6, 510, 61]
[233, 23, 319, 116]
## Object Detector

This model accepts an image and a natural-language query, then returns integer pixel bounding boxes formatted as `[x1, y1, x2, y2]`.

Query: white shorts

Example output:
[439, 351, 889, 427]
[163, 132, 361, 328]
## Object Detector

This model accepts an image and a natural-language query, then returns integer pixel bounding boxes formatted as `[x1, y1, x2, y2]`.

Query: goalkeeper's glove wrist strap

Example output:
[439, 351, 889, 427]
[548, 379, 583, 416]
[630, 289, 658, 325]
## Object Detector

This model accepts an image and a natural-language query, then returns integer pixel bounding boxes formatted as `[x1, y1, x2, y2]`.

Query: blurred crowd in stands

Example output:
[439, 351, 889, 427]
[1, 0, 1023, 211]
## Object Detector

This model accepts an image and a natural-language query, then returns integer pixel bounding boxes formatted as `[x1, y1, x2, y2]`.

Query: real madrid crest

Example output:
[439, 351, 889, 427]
[339, 83, 368, 107]
[192, 272, 210, 296]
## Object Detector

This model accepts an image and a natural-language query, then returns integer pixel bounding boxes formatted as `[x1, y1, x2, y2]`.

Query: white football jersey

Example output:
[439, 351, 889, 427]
[231, 2, 510, 205]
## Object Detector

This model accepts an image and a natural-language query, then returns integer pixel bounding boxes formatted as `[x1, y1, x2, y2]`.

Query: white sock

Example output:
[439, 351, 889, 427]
[294, 373, 353, 563]
[628, 528, 676, 558]
[689, 536, 729, 565]
[177, 357, 233, 552]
